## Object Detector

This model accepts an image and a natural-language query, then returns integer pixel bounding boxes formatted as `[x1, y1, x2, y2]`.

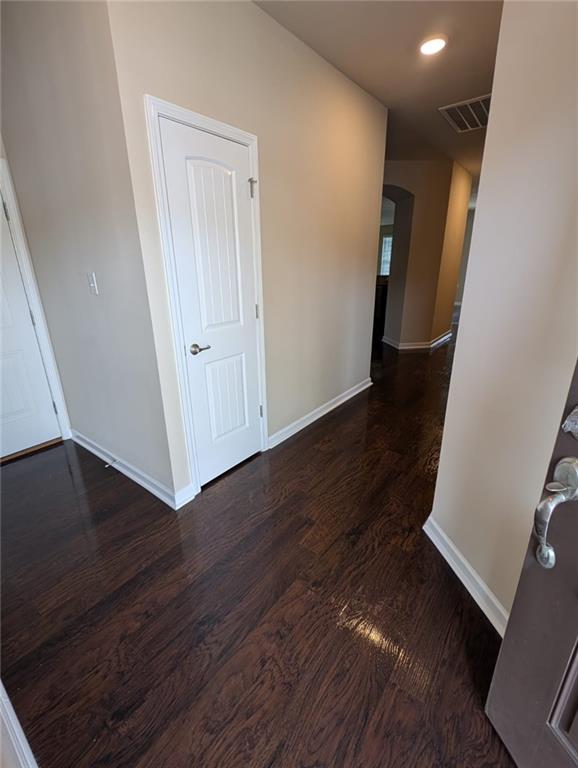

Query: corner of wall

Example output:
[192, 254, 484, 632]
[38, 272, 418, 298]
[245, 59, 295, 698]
[430, 161, 472, 340]
[423, 514, 509, 637]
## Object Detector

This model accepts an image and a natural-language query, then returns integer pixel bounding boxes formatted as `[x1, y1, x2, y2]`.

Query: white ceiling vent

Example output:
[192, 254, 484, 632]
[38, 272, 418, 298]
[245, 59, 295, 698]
[439, 94, 491, 133]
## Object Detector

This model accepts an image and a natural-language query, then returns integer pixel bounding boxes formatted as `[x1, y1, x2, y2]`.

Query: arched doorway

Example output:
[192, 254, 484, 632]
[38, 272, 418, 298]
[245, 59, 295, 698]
[371, 184, 415, 351]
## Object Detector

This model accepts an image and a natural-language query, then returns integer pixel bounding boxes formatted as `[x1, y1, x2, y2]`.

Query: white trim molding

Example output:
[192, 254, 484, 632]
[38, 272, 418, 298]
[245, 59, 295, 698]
[71, 430, 196, 511]
[144, 95, 268, 500]
[268, 378, 372, 449]
[423, 515, 509, 637]
[0, 158, 71, 439]
[1, 682, 38, 768]
[383, 330, 452, 351]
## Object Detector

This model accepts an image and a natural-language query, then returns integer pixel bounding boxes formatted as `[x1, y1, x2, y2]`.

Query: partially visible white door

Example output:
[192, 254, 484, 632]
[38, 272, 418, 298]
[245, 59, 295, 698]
[160, 117, 262, 485]
[1, 202, 60, 457]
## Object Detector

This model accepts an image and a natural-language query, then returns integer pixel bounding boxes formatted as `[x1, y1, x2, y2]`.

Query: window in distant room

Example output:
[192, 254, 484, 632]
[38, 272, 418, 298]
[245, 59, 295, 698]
[379, 234, 393, 276]
[377, 196, 395, 278]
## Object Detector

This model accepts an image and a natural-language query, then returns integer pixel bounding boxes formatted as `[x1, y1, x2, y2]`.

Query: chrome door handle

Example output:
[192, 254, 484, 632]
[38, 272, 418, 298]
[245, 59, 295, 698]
[534, 457, 578, 569]
[190, 343, 211, 356]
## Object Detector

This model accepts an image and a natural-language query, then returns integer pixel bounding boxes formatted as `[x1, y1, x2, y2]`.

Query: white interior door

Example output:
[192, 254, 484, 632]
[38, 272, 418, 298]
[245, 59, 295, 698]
[1, 202, 60, 457]
[160, 116, 262, 485]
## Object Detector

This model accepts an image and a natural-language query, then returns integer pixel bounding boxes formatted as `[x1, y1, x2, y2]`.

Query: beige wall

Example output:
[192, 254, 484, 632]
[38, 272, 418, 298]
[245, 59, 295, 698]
[3, 1, 386, 495]
[2, 2, 173, 487]
[432, 162, 472, 339]
[430, 0, 577, 613]
[107, 1, 387, 489]
[383, 158, 471, 345]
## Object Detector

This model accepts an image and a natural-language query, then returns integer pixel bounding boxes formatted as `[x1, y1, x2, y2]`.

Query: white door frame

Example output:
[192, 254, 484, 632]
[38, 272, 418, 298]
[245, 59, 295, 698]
[144, 96, 269, 496]
[0, 157, 71, 442]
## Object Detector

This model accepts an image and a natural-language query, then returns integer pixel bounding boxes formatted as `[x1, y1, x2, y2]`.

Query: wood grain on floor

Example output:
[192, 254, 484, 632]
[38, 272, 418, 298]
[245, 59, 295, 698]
[1, 342, 514, 767]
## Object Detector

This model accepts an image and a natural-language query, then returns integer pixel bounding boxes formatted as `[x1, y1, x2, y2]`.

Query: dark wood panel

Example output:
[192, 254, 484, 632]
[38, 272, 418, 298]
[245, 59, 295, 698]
[1, 342, 514, 767]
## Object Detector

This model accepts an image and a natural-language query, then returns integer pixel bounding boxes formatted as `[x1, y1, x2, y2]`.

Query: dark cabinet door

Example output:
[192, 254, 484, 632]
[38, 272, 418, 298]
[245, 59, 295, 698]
[486, 361, 578, 767]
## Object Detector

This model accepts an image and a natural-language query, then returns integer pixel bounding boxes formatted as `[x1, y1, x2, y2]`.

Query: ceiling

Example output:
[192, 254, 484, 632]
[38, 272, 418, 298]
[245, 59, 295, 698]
[257, 1, 503, 177]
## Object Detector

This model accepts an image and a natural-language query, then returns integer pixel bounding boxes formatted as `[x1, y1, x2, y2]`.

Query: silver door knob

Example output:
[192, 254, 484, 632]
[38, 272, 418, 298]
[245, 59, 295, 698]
[190, 343, 211, 356]
[534, 457, 578, 569]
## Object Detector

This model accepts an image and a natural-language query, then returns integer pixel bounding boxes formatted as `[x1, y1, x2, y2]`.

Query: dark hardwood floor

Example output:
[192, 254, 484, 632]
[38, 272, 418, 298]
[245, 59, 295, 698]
[1, 340, 514, 767]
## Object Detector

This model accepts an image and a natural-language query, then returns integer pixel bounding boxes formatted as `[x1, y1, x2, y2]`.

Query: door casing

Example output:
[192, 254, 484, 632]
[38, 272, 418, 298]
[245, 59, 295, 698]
[0, 157, 70, 446]
[145, 95, 269, 500]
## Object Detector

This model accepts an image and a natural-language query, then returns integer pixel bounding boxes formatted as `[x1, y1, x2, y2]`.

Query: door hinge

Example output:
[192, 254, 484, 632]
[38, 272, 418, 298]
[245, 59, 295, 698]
[2, 198, 9, 222]
[259, 405, 263, 418]
[29, 308, 36, 327]
[255, 303, 259, 319]
[248, 177, 258, 199]
[52, 400, 58, 415]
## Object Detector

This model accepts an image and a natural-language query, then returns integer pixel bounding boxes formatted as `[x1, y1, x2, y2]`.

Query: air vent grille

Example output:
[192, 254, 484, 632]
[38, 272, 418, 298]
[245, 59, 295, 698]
[439, 94, 491, 133]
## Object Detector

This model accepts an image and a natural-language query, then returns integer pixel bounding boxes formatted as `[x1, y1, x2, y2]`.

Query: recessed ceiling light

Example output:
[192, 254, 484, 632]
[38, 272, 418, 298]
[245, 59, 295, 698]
[420, 36, 447, 56]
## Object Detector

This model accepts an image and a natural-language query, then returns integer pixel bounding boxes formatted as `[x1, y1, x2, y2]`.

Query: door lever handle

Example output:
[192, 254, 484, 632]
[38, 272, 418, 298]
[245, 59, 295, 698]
[534, 457, 578, 569]
[190, 343, 211, 356]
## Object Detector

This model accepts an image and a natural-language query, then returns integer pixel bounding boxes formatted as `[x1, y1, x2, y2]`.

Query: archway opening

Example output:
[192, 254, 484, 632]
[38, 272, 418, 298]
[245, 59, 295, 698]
[371, 184, 415, 353]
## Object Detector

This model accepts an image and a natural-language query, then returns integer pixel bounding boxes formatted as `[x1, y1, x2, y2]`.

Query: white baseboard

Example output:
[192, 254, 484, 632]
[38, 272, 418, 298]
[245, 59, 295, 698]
[382, 330, 452, 351]
[1, 683, 38, 768]
[429, 330, 453, 349]
[70, 430, 196, 511]
[268, 378, 372, 449]
[173, 484, 198, 509]
[423, 515, 509, 637]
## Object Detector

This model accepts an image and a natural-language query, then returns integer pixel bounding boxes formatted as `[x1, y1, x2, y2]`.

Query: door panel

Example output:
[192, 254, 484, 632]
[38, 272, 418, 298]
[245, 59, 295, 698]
[2, 351, 37, 424]
[0, 205, 60, 457]
[160, 117, 262, 485]
[187, 160, 242, 329]
[205, 353, 248, 441]
[486, 361, 578, 767]
[551, 647, 578, 761]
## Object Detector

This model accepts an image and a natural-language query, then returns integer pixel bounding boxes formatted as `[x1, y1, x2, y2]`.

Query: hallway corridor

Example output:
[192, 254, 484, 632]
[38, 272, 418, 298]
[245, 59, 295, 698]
[1, 341, 514, 767]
